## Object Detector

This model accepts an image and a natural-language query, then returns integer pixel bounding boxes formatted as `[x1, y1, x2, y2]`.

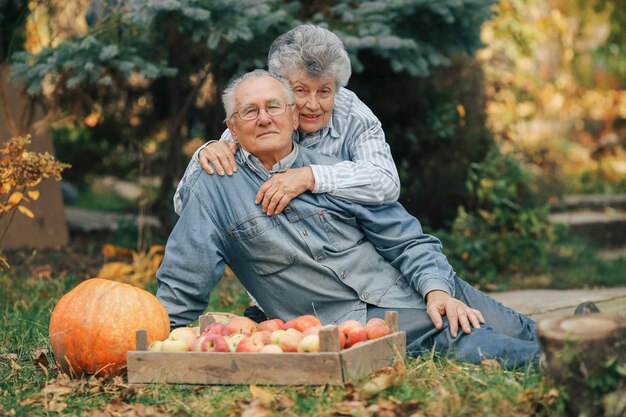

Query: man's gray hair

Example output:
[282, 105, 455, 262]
[222, 69, 295, 121]
[268, 25, 351, 87]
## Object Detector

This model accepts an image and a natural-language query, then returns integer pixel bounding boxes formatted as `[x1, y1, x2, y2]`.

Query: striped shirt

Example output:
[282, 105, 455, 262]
[173, 87, 400, 215]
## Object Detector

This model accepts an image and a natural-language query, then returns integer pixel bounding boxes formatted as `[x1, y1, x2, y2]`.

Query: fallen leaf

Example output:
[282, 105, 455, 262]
[481, 359, 501, 370]
[332, 400, 368, 416]
[45, 399, 67, 413]
[240, 398, 272, 417]
[249, 384, 276, 406]
[31, 264, 52, 279]
[32, 348, 49, 370]
[0, 353, 18, 361]
[359, 358, 406, 399]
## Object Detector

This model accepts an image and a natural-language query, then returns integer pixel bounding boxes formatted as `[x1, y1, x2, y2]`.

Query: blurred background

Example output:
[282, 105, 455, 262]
[1, 0, 625, 292]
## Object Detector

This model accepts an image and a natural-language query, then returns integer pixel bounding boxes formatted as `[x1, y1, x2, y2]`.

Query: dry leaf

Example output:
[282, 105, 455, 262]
[97, 245, 165, 288]
[240, 398, 272, 417]
[332, 400, 368, 416]
[0, 353, 18, 361]
[27, 190, 40, 200]
[359, 358, 406, 399]
[45, 399, 67, 413]
[481, 359, 501, 370]
[249, 384, 276, 406]
[32, 348, 49, 370]
[101, 244, 135, 259]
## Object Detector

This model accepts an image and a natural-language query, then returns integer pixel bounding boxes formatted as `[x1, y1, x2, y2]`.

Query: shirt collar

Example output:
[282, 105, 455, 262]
[239, 141, 300, 179]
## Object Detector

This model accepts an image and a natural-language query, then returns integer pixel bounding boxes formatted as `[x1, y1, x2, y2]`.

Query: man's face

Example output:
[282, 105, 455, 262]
[227, 76, 299, 168]
[286, 71, 336, 134]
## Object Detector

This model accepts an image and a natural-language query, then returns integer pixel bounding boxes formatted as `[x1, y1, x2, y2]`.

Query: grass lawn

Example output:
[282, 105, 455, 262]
[6, 232, 625, 416]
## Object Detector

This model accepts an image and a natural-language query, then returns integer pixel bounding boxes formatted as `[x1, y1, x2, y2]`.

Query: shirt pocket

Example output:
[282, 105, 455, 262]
[318, 209, 365, 251]
[226, 214, 297, 276]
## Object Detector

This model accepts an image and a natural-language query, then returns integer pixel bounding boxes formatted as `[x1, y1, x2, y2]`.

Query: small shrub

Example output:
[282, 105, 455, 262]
[439, 148, 555, 288]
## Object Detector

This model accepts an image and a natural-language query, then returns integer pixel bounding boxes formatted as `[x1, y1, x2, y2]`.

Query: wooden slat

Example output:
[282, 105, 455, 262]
[136, 330, 148, 351]
[127, 351, 344, 385]
[385, 311, 399, 332]
[339, 332, 406, 382]
[319, 326, 341, 352]
[199, 315, 216, 333]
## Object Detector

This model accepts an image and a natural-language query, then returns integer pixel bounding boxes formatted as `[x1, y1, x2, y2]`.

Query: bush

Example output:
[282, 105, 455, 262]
[438, 148, 554, 288]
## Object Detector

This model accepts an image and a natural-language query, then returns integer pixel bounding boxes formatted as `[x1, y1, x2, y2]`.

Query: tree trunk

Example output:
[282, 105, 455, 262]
[537, 314, 626, 417]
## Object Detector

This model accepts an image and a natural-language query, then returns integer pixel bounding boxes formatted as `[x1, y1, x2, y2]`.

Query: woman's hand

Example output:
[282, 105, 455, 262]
[425, 290, 485, 337]
[199, 141, 239, 175]
[256, 167, 315, 215]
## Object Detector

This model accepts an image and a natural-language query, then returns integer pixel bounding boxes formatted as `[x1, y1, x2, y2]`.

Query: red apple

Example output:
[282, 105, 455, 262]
[365, 318, 392, 340]
[226, 316, 258, 335]
[297, 334, 320, 352]
[278, 330, 303, 352]
[236, 335, 265, 352]
[282, 319, 297, 330]
[338, 320, 367, 348]
[193, 334, 229, 352]
[293, 314, 321, 332]
[201, 322, 230, 337]
[257, 318, 285, 332]
[302, 325, 323, 337]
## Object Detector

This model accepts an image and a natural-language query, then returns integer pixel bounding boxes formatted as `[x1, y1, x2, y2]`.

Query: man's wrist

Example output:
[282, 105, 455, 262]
[426, 289, 449, 302]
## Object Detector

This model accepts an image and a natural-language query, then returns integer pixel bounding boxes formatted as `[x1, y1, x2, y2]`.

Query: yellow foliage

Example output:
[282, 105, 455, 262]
[97, 244, 165, 289]
[1, 135, 69, 269]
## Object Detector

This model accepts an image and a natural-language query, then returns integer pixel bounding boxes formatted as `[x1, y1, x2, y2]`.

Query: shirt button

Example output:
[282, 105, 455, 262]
[316, 255, 323, 262]
[362, 293, 368, 300]
[284, 207, 291, 213]
[340, 271, 347, 279]
[302, 230, 309, 236]
[272, 214, 277, 219]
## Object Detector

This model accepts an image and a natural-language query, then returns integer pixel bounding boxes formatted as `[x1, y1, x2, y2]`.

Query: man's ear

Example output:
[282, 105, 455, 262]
[226, 119, 239, 142]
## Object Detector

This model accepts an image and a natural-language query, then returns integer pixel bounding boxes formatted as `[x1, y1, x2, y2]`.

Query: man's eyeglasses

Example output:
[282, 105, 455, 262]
[233, 101, 294, 121]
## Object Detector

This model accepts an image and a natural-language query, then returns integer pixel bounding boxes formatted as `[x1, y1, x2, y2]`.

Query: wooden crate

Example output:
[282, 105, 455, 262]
[127, 311, 406, 385]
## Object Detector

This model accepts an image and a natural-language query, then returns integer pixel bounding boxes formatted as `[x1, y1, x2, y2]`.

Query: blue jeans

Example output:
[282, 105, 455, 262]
[367, 276, 540, 369]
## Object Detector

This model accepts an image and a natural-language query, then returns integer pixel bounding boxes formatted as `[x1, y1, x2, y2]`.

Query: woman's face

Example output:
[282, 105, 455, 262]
[286, 71, 336, 134]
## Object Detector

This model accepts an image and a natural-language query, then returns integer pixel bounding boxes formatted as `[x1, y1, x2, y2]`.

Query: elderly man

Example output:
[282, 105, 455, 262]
[156, 70, 540, 367]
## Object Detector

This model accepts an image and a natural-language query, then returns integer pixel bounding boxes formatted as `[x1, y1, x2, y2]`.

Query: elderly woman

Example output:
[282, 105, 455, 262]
[174, 25, 400, 216]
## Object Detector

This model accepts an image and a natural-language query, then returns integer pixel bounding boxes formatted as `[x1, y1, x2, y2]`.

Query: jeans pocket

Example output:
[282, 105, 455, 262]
[227, 214, 297, 276]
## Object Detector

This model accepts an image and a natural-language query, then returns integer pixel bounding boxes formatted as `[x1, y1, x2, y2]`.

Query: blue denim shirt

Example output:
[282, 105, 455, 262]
[157, 144, 456, 328]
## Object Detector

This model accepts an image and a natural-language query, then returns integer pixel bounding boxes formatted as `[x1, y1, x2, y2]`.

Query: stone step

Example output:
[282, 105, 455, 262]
[549, 210, 626, 248]
[550, 194, 626, 213]
[65, 207, 161, 234]
[491, 287, 626, 320]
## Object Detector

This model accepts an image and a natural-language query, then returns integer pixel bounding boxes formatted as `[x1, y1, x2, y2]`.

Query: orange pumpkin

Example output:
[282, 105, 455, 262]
[49, 278, 170, 377]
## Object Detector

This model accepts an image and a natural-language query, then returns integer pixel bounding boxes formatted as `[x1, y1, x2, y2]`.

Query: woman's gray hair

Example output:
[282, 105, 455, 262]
[268, 25, 351, 87]
[222, 69, 295, 121]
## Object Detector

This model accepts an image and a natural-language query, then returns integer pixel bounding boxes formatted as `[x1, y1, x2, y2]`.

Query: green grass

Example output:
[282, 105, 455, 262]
[0, 251, 566, 417]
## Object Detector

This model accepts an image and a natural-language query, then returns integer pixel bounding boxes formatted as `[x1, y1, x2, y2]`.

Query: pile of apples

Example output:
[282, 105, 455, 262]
[148, 314, 393, 353]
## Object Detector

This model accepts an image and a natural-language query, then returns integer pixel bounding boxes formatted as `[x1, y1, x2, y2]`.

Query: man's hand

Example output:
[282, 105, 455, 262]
[199, 141, 239, 175]
[426, 290, 485, 337]
[256, 167, 315, 215]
